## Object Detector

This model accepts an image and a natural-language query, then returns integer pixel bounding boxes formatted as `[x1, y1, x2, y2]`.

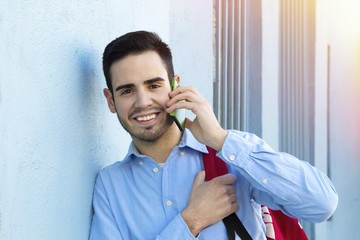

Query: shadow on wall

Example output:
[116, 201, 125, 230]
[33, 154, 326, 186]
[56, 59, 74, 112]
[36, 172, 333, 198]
[74, 42, 132, 238]
[76, 45, 105, 210]
[43, 44, 108, 238]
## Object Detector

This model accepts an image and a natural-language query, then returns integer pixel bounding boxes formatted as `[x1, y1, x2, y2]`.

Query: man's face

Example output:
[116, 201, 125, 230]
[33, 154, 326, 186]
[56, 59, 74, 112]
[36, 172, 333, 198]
[104, 50, 174, 142]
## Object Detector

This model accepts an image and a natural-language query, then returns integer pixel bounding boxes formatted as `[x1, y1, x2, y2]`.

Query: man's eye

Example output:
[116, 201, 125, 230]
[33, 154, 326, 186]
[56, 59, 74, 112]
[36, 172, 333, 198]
[121, 89, 132, 95]
[150, 84, 160, 89]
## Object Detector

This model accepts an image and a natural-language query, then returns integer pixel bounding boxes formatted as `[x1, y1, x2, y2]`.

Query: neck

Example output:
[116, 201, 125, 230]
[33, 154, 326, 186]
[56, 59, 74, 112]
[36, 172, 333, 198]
[133, 124, 183, 163]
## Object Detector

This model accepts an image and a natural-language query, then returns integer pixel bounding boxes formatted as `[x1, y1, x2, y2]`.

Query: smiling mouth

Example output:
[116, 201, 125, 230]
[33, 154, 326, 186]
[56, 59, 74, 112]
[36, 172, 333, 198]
[136, 113, 158, 122]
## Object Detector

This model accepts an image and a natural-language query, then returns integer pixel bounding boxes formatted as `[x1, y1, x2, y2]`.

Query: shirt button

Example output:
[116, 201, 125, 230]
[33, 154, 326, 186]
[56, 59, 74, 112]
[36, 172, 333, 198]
[139, 161, 143, 165]
[263, 178, 269, 184]
[229, 155, 235, 161]
[179, 151, 185, 156]
[166, 200, 172, 206]
[153, 167, 159, 173]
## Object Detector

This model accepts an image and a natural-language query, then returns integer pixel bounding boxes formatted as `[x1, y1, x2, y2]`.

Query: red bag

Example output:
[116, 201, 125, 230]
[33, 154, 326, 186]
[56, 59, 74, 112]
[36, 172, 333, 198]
[203, 146, 308, 240]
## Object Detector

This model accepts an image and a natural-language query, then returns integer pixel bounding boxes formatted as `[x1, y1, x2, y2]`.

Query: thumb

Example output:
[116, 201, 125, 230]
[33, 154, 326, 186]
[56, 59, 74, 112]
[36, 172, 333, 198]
[193, 170, 206, 187]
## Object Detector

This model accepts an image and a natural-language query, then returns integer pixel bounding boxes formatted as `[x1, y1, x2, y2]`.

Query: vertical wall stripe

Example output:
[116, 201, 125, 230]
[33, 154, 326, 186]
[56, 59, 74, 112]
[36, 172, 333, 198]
[215, 0, 244, 130]
[279, 0, 315, 237]
[214, 0, 261, 135]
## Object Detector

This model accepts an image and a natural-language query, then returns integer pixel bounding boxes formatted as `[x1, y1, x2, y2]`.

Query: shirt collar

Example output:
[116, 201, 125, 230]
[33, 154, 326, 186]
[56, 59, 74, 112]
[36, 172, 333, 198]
[178, 129, 208, 153]
[123, 129, 208, 162]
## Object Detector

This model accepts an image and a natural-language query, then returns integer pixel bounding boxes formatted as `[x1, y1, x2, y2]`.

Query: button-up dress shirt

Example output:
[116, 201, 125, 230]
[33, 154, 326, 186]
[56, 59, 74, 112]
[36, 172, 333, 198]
[89, 130, 338, 239]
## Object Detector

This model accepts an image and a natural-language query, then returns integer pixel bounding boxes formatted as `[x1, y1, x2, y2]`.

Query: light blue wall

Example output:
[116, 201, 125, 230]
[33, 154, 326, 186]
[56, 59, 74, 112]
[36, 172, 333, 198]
[0, 1, 213, 239]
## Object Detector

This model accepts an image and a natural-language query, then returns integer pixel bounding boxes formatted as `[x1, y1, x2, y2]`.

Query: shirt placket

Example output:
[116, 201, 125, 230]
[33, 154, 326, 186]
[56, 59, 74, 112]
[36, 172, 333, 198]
[161, 152, 178, 221]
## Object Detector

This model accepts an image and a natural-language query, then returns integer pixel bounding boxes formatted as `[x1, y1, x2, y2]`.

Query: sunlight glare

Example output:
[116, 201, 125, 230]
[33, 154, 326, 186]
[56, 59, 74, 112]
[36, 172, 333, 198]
[330, 0, 360, 40]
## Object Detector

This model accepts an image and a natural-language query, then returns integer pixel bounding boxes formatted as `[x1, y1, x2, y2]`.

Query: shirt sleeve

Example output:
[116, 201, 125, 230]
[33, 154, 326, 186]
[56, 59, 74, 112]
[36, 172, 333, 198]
[89, 174, 124, 240]
[217, 130, 338, 223]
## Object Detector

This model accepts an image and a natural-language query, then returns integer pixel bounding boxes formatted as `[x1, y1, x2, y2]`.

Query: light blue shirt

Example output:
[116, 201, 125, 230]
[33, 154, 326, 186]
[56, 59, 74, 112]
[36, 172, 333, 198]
[89, 130, 337, 239]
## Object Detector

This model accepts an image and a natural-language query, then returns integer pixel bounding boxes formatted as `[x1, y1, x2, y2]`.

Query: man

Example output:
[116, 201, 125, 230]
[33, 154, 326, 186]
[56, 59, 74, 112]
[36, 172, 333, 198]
[89, 31, 338, 239]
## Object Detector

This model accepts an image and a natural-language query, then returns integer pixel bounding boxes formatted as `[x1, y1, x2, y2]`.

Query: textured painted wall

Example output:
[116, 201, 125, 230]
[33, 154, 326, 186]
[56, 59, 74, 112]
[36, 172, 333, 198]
[0, 1, 213, 239]
[170, 0, 214, 103]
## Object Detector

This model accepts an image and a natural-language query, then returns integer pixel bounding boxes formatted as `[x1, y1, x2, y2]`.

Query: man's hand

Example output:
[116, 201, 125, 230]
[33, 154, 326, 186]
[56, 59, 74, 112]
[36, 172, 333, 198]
[166, 86, 228, 151]
[181, 171, 238, 236]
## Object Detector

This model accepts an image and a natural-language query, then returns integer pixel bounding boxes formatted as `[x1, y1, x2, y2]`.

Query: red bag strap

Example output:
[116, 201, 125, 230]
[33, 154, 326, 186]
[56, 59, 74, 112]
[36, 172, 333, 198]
[203, 146, 228, 181]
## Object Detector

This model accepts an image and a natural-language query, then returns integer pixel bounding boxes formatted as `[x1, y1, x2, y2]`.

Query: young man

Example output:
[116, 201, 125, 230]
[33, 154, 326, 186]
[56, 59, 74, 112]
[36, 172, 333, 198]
[89, 31, 338, 239]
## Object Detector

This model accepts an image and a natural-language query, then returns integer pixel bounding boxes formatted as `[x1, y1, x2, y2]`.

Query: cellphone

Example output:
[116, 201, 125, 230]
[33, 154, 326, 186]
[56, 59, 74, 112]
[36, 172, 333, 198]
[170, 76, 185, 131]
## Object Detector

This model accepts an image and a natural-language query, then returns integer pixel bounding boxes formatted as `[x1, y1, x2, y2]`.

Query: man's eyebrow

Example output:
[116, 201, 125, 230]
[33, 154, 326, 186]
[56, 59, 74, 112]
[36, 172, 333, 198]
[115, 83, 135, 92]
[144, 77, 166, 84]
[114, 77, 166, 92]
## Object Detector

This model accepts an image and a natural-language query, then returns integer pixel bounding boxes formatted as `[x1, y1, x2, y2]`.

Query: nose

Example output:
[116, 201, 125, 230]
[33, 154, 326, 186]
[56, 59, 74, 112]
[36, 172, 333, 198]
[135, 88, 152, 108]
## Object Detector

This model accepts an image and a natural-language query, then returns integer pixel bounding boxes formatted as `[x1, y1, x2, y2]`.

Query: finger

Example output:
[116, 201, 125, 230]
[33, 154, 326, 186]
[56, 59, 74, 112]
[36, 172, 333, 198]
[166, 100, 198, 114]
[215, 174, 237, 185]
[167, 90, 199, 107]
[193, 170, 206, 188]
[168, 86, 205, 106]
[223, 201, 239, 217]
[228, 192, 237, 203]
[231, 202, 239, 212]
[169, 86, 199, 97]
[224, 185, 236, 195]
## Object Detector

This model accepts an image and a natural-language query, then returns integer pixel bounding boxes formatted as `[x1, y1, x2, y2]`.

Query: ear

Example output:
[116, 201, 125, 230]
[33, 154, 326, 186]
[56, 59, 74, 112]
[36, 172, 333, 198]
[103, 88, 117, 113]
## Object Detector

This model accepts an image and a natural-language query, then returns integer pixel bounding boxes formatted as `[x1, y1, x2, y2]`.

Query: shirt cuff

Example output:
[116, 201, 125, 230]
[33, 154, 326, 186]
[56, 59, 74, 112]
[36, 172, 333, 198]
[157, 213, 199, 240]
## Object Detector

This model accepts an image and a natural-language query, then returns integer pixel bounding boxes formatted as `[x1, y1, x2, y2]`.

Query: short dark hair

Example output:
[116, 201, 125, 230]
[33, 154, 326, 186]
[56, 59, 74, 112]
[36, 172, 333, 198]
[102, 31, 175, 93]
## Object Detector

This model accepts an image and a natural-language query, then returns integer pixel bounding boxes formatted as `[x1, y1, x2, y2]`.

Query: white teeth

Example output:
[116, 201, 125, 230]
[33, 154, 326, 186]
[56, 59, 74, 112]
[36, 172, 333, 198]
[136, 114, 156, 122]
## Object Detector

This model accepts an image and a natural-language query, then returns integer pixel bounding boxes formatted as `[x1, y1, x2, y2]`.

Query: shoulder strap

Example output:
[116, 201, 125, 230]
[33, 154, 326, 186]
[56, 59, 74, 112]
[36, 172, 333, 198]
[203, 146, 252, 240]
[202, 146, 228, 181]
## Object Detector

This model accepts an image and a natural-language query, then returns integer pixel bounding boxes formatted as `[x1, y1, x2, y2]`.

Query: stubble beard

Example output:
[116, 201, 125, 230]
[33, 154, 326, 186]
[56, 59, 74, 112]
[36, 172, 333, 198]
[117, 111, 174, 142]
